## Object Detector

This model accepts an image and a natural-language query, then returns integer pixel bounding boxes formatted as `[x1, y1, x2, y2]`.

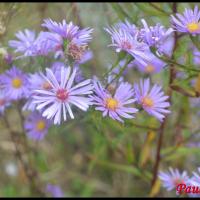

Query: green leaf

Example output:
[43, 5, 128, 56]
[87, 154, 151, 182]
[110, 3, 132, 21]
[135, 3, 169, 17]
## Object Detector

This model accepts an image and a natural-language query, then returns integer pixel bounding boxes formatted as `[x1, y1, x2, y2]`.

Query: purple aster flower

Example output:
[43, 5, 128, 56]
[117, 19, 138, 36]
[0, 89, 10, 114]
[132, 52, 167, 74]
[51, 62, 84, 84]
[90, 80, 138, 123]
[50, 61, 65, 81]
[42, 19, 93, 62]
[42, 19, 79, 39]
[23, 72, 53, 111]
[32, 66, 93, 125]
[140, 19, 174, 56]
[29, 72, 53, 91]
[46, 184, 64, 198]
[188, 171, 200, 198]
[9, 29, 36, 57]
[33, 31, 58, 56]
[171, 5, 200, 35]
[24, 71, 57, 112]
[9, 29, 58, 58]
[158, 168, 189, 192]
[190, 168, 200, 184]
[158, 34, 175, 58]
[51, 61, 65, 69]
[40, 32, 63, 59]
[104, 26, 150, 65]
[188, 167, 200, 197]
[1, 66, 29, 100]
[134, 78, 170, 122]
[42, 18, 93, 45]
[24, 111, 52, 141]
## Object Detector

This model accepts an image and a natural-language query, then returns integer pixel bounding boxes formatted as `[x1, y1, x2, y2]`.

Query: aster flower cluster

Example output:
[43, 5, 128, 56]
[1, 9, 200, 128]
[105, 18, 173, 75]
[32, 66, 93, 125]
[171, 5, 200, 35]
[1, 3, 200, 198]
[9, 30, 59, 58]
[159, 167, 200, 197]
[90, 78, 170, 123]
[0, 18, 94, 141]
[41, 19, 93, 62]
[0, 17, 171, 143]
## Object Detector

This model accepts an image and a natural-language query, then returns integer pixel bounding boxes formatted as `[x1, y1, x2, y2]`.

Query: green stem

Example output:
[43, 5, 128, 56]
[161, 128, 200, 158]
[102, 53, 126, 80]
[190, 35, 200, 52]
[151, 2, 178, 189]
[105, 56, 133, 89]
[148, 3, 170, 15]
[151, 48, 200, 73]
[126, 121, 158, 131]
[111, 3, 132, 21]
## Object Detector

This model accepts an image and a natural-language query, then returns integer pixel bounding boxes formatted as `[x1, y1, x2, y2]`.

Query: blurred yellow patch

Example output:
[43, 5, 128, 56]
[194, 73, 200, 93]
[145, 64, 155, 73]
[36, 120, 46, 131]
[187, 22, 200, 33]
[139, 131, 155, 167]
[105, 97, 118, 110]
[149, 179, 161, 197]
[12, 78, 22, 89]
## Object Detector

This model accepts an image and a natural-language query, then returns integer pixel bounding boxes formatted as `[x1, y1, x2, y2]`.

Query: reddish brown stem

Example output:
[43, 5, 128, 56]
[38, 3, 48, 26]
[71, 3, 82, 26]
[151, 2, 178, 189]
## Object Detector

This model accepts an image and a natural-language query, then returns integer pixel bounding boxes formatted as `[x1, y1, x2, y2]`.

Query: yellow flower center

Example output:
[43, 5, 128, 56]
[142, 96, 154, 107]
[187, 22, 199, 33]
[12, 78, 22, 88]
[42, 81, 52, 90]
[36, 120, 46, 131]
[105, 98, 118, 110]
[145, 64, 155, 73]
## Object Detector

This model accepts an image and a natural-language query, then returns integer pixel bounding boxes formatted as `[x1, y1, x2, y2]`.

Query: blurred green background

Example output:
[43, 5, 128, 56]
[0, 2, 200, 197]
